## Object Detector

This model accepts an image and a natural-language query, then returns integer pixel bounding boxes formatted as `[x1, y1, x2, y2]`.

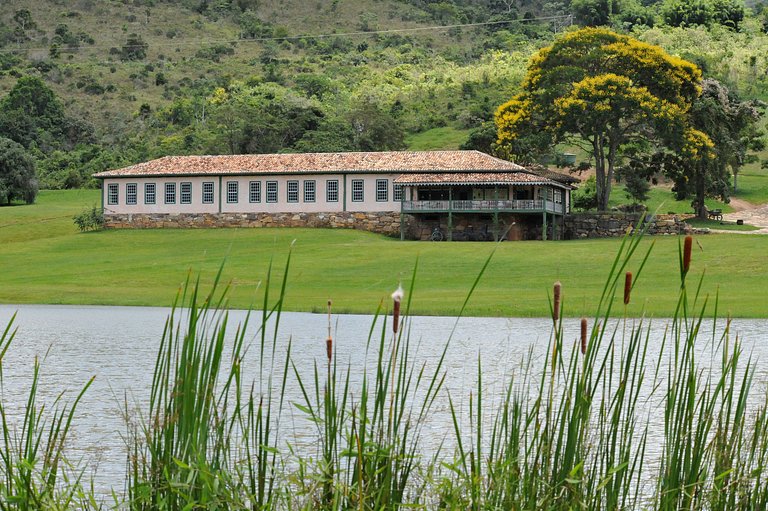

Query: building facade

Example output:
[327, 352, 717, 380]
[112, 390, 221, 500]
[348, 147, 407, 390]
[94, 151, 574, 240]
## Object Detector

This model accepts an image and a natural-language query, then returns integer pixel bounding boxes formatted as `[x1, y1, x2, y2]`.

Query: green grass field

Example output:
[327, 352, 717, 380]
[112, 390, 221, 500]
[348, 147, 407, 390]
[1, 190, 767, 317]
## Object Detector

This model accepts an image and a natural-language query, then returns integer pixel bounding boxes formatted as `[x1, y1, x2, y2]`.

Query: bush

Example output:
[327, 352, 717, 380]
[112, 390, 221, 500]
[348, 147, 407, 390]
[573, 175, 598, 210]
[72, 205, 103, 231]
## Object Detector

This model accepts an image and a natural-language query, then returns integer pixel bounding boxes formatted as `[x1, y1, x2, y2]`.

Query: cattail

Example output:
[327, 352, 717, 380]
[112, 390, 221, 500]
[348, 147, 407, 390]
[553, 281, 562, 322]
[392, 285, 404, 334]
[580, 317, 588, 354]
[624, 271, 632, 305]
[326, 299, 333, 364]
[683, 235, 693, 274]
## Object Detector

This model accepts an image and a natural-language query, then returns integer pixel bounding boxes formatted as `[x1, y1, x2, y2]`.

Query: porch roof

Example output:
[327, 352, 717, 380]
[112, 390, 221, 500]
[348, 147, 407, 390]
[393, 172, 564, 188]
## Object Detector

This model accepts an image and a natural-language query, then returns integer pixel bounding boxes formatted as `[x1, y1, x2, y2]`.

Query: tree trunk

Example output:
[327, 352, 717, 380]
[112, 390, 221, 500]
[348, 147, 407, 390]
[593, 136, 610, 211]
[696, 167, 707, 220]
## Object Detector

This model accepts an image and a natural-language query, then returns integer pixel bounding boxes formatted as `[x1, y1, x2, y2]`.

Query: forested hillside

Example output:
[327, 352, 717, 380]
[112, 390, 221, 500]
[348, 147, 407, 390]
[0, 0, 766, 192]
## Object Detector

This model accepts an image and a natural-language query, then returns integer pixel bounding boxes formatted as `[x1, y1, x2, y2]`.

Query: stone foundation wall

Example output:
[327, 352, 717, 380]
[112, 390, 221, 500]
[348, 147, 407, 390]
[104, 211, 412, 237]
[564, 213, 696, 239]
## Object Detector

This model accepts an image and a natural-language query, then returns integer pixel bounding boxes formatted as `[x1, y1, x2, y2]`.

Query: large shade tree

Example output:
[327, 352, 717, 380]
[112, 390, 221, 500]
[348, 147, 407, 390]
[495, 27, 702, 211]
[658, 79, 764, 218]
[0, 137, 37, 205]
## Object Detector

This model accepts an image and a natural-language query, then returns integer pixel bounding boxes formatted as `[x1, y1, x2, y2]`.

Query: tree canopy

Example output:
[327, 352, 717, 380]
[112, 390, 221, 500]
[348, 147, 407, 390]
[0, 137, 37, 205]
[659, 78, 764, 218]
[0, 75, 93, 153]
[495, 27, 702, 210]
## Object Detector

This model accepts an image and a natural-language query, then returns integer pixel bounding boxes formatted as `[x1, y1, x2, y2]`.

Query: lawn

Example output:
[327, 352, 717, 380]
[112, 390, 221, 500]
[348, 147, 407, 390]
[405, 126, 471, 151]
[1, 190, 767, 317]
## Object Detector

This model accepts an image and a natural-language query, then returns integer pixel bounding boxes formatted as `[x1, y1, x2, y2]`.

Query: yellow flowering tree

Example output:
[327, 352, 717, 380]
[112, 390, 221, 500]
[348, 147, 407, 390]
[496, 27, 702, 211]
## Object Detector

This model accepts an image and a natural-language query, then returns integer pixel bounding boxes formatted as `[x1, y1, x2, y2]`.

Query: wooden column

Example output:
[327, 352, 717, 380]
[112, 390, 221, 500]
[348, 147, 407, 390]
[493, 186, 499, 242]
[447, 187, 453, 242]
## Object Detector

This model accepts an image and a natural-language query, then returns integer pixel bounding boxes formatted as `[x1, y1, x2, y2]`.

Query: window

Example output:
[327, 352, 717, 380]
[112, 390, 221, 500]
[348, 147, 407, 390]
[351, 179, 364, 202]
[126, 183, 137, 205]
[249, 181, 261, 203]
[287, 180, 299, 203]
[393, 183, 403, 202]
[266, 181, 278, 203]
[202, 182, 214, 204]
[107, 183, 119, 205]
[165, 182, 176, 204]
[304, 180, 316, 202]
[554, 189, 563, 204]
[376, 179, 388, 202]
[227, 181, 239, 203]
[145, 183, 156, 204]
[326, 180, 339, 202]
[180, 182, 192, 204]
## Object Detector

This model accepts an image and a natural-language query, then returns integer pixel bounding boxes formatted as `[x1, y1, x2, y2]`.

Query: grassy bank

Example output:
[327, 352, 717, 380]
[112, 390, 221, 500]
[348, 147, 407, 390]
[1, 190, 767, 317]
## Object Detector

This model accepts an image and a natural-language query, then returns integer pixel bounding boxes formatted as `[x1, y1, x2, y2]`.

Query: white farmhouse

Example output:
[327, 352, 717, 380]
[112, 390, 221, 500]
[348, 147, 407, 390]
[94, 150, 574, 240]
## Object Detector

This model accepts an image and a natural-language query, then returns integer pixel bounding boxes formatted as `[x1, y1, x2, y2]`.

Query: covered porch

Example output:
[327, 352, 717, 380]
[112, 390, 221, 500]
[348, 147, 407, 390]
[395, 172, 571, 241]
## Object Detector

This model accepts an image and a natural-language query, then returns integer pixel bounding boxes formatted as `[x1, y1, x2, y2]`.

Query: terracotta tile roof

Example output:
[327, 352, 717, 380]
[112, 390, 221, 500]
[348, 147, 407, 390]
[523, 164, 580, 185]
[394, 172, 562, 187]
[93, 151, 527, 178]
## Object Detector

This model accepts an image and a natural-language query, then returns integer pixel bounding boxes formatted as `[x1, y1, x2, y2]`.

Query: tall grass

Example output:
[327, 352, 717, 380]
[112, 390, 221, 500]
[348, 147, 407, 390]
[2, 227, 768, 509]
[0, 314, 94, 510]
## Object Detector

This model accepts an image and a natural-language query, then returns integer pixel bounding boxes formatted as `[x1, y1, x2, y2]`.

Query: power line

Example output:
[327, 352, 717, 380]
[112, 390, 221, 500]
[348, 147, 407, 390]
[0, 14, 572, 55]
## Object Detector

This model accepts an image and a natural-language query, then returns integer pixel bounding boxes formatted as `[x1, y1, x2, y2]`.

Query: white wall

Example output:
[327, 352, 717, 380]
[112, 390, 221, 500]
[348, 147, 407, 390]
[101, 173, 404, 215]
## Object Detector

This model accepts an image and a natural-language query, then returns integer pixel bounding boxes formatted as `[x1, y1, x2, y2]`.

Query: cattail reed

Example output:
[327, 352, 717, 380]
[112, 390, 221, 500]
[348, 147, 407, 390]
[580, 317, 587, 354]
[392, 285, 404, 334]
[326, 299, 333, 364]
[683, 235, 693, 274]
[553, 281, 561, 323]
[624, 272, 632, 305]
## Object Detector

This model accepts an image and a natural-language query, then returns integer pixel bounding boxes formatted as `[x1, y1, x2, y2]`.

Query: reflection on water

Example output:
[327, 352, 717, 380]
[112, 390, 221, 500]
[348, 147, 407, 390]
[0, 304, 766, 496]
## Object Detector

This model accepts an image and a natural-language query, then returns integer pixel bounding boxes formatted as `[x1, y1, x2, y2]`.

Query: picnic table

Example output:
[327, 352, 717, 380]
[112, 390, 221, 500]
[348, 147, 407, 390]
[707, 208, 723, 221]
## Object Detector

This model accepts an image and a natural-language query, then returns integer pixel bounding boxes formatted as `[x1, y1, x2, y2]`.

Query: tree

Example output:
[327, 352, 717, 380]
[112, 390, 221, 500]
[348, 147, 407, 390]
[572, 0, 619, 26]
[496, 27, 702, 211]
[121, 33, 148, 61]
[0, 137, 37, 205]
[660, 79, 763, 218]
[347, 99, 406, 152]
[0, 76, 94, 152]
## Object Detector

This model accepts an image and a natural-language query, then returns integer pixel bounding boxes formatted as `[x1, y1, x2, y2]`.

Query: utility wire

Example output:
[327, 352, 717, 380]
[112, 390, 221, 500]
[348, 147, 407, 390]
[0, 13, 572, 55]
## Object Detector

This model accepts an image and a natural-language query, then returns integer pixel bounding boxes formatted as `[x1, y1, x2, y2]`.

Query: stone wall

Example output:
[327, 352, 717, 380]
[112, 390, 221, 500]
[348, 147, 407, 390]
[104, 211, 411, 237]
[564, 212, 696, 239]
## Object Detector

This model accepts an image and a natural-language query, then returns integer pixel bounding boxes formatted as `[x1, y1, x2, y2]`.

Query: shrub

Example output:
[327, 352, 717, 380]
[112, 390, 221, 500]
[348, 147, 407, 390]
[573, 175, 598, 210]
[72, 205, 103, 231]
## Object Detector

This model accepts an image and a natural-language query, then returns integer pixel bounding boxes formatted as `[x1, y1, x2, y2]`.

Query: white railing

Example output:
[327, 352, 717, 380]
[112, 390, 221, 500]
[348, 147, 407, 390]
[402, 199, 564, 214]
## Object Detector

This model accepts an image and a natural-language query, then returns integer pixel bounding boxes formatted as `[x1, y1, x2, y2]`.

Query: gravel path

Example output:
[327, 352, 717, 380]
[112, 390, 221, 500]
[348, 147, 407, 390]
[721, 200, 768, 234]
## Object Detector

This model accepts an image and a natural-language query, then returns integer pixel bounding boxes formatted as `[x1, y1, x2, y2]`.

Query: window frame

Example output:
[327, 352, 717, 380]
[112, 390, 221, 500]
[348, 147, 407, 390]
[144, 183, 156, 205]
[249, 181, 261, 203]
[351, 179, 364, 202]
[107, 183, 119, 205]
[201, 182, 214, 204]
[180, 182, 192, 204]
[326, 179, 339, 202]
[376, 179, 388, 202]
[126, 183, 138, 205]
[266, 181, 278, 203]
[164, 182, 176, 204]
[393, 183, 403, 202]
[227, 181, 239, 204]
[287, 180, 299, 203]
[304, 180, 316, 203]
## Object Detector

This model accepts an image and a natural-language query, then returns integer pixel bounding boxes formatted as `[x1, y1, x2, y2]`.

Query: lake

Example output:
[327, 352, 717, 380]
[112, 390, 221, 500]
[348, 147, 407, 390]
[0, 304, 766, 497]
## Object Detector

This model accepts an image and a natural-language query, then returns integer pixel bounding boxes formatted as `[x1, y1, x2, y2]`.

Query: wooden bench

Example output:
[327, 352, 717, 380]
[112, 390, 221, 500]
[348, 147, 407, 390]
[707, 209, 723, 221]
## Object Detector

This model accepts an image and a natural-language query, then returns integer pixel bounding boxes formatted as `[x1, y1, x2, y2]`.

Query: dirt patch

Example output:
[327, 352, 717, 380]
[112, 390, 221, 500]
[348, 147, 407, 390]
[721, 203, 768, 233]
